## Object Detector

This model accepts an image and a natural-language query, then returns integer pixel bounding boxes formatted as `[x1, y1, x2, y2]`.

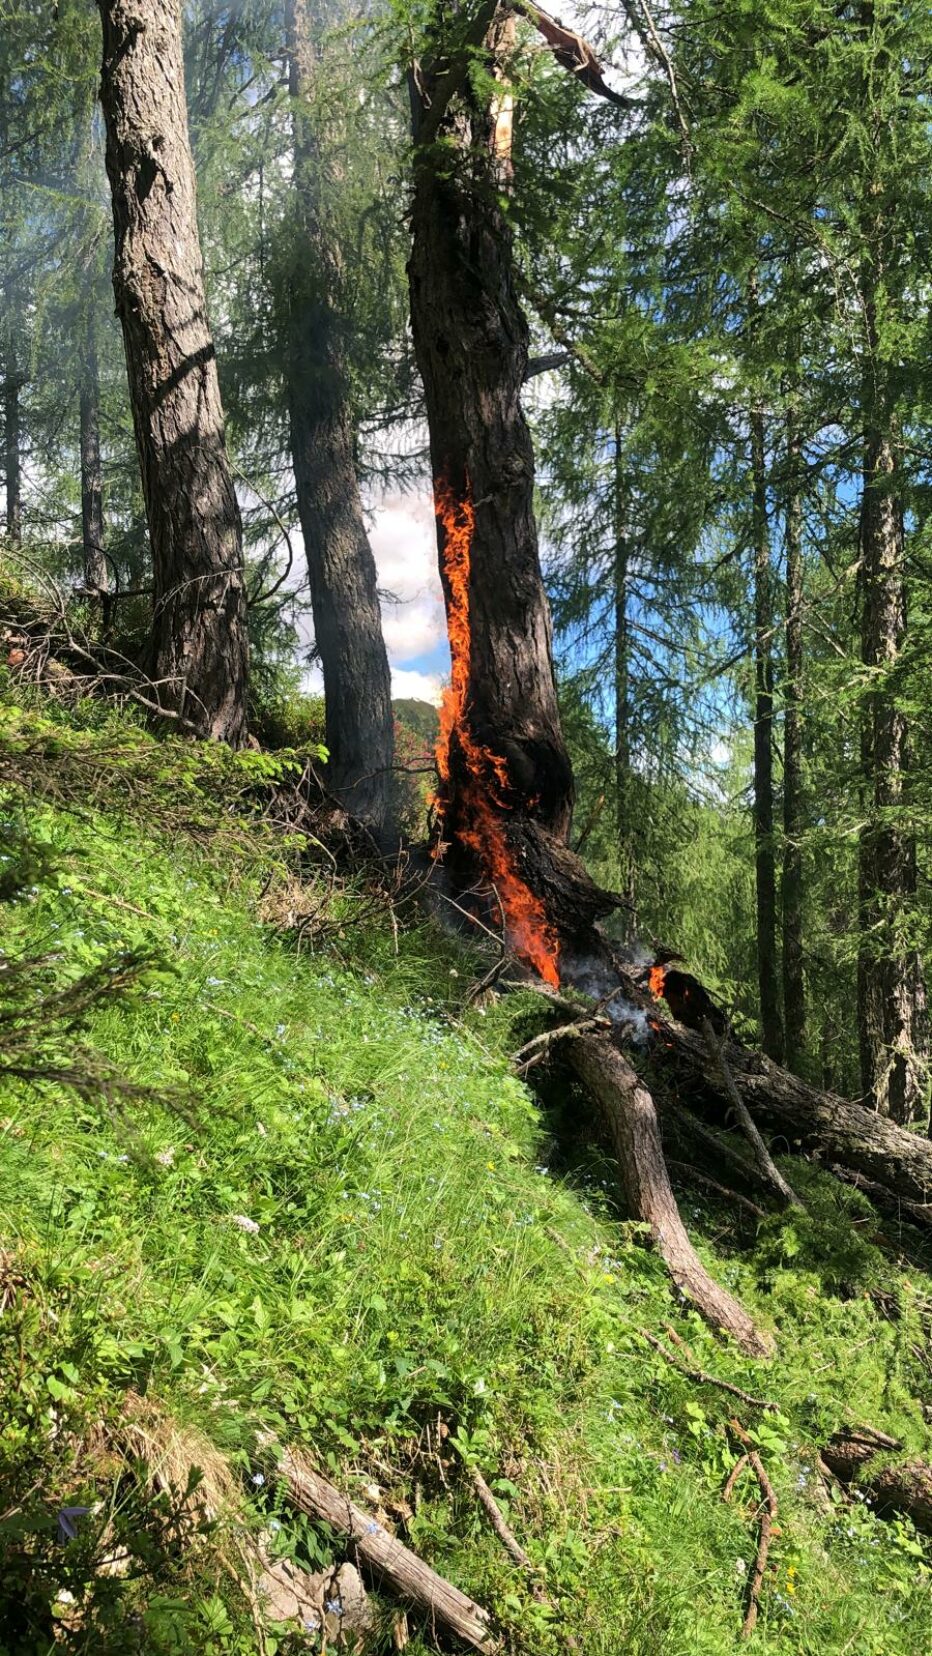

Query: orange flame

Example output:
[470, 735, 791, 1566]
[433, 477, 560, 989]
[648, 964, 666, 1001]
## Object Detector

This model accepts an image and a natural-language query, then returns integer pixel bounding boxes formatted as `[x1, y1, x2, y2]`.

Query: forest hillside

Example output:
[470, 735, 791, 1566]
[4, 0, 932, 1651]
[0, 689, 931, 1656]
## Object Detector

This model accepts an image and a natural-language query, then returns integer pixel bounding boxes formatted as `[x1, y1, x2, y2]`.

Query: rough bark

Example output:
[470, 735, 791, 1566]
[857, 426, 924, 1121]
[4, 354, 22, 547]
[407, 26, 574, 850]
[285, 0, 394, 832]
[821, 1427, 932, 1535]
[568, 1033, 773, 1356]
[613, 423, 636, 928]
[782, 408, 806, 1073]
[272, 1443, 497, 1650]
[79, 313, 109, 604]
[750, 398, 783, 1063]
[97, 0, 249, 743]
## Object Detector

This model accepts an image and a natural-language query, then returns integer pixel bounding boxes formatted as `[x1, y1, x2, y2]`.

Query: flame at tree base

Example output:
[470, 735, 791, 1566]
[432, 477, 560, 989]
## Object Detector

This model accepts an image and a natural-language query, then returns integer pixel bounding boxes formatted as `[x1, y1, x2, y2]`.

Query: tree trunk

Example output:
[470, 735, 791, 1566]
[97, 0, 249, 744]
[407, 35, 574, 853]
[568, 1033, 773, 1356]
[4, 353, 21, 547]
[782, 407, 805, 1073]
[857, 428, 924, 1122]
[285, 0, 394, 833]
[750, 402, 783, 1063]
[613, 423, 636, 928]
[79, 313, 109, 604]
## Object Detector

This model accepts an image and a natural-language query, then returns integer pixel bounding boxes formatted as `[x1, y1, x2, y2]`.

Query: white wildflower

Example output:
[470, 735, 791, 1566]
[229, 1214, 260, 1235]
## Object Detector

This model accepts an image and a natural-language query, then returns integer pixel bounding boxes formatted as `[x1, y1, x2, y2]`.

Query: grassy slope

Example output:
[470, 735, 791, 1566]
[1, 698, 931, 1655]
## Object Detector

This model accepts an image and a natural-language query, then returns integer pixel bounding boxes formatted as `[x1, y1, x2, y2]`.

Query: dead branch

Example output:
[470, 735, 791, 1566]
[513, 0, 635, 108]
[700, 1017, 805, 1211]
[664, 1161, 767, 1221]
[724, 1420, 779, 1637]
[639, 1328, 778, 1412]
[567, 1033, 773, 1357]
[268, 1442, 497, 1651]
[465, 1466, 551, 1606]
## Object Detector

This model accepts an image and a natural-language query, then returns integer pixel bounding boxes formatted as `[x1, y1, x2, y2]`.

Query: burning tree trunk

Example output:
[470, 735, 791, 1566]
[407, 9, 578, 979]
[97, 0, 250, 744]
[285, 0, 394, 833]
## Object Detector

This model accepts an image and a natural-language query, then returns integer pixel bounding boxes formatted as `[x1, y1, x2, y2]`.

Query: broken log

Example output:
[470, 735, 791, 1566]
[567, 1033, 773, 1357]
[272, 1443, 497, 1650]
[821, 1427, 932, 1535]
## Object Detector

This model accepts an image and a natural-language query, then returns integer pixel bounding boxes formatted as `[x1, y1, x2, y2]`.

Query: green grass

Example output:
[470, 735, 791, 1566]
[1, 696, 931, 1654]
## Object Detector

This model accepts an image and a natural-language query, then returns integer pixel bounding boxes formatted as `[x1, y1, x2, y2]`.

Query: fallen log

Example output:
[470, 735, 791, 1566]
[659, 1017, 932, 1220]
[271, 1443, 497, 1650]
[578, 950, 932, 1221]
[567, 1033, 773, 1358]
[820, 1426, 932, 1535]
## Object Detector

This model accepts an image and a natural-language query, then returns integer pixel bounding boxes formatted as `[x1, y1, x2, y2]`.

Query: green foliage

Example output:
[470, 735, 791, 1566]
[1, 694, 931, 1653]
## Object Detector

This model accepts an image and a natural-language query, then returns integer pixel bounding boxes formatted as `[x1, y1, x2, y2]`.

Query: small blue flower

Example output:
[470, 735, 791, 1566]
[57, 1506, 92, 1543]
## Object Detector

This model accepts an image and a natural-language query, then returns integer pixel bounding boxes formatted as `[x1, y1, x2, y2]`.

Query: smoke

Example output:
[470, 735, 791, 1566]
[561, 949, 655, 1047]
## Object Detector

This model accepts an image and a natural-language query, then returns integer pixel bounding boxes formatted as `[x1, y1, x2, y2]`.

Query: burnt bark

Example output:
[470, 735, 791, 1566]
[285, 0, 394, 832]
[782, 408, 806, 1074]
[97, 0, 249, 743]
[750, 400, 783, 1064]
[568, 1034, 773, 1356]
[79, 312, 109, 606]
[407, 23, 574, 850]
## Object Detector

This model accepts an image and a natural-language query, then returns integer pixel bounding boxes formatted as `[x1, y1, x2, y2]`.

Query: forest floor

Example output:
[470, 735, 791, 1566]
[1, 690, 932, 1655]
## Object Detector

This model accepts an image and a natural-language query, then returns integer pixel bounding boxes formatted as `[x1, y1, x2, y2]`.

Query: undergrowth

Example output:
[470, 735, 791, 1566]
[1, 693, 930, 1654]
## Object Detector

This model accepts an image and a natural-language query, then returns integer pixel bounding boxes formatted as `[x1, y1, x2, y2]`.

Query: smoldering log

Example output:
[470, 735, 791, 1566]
[566, 1033, 774, 1358]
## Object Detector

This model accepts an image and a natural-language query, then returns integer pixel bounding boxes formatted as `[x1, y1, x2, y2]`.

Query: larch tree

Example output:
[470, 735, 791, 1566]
[96, 0, 249, 743]
[284, 0, 394, 832]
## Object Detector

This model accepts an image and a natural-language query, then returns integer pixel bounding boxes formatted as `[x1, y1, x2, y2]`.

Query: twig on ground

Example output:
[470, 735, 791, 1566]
[724, 1419, 780, 1637]
[638, 1328, 778, 1412]
[466, 1466, 550, 1604]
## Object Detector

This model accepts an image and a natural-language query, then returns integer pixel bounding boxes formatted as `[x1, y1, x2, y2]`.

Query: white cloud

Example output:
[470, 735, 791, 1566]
[391, 668, 443, 705]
